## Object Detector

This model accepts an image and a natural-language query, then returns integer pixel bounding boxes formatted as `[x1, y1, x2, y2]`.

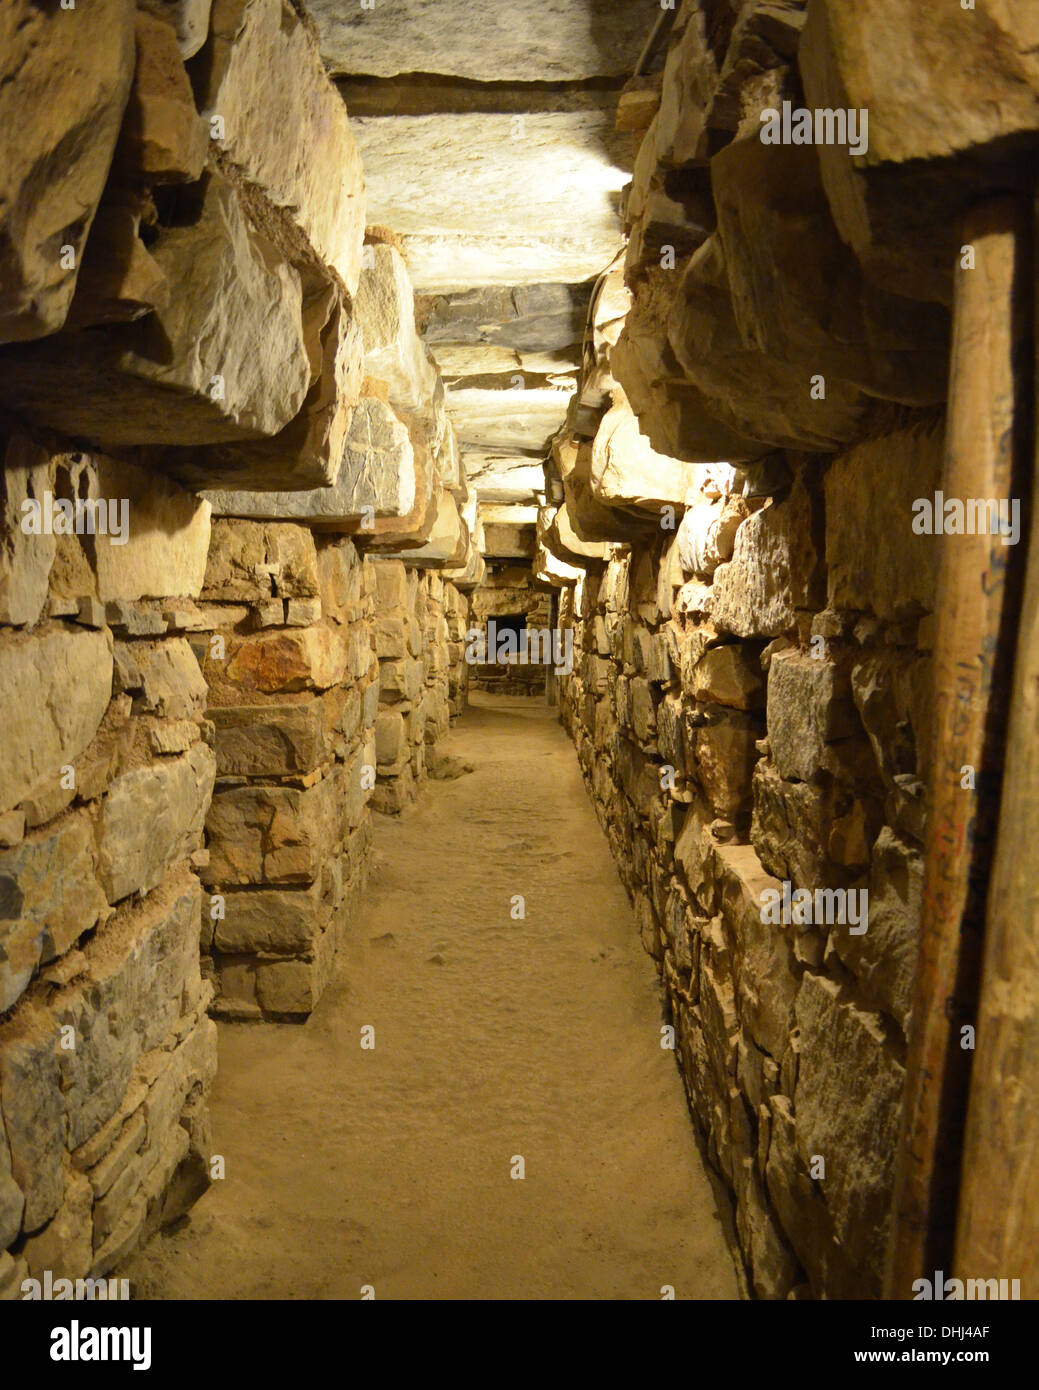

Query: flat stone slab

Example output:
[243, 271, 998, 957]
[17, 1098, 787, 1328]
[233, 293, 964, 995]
[203, 396, 417, 527]
[447, 383, 575, 453]
[352, 110, 630, 290]
[306, 0, 660, 82]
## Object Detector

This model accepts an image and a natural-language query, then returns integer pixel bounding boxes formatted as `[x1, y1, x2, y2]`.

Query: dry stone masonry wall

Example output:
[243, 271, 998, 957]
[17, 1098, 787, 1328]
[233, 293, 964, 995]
[557, 431, 937, 1298]
[0, 442, 218, 1298]
[0, 0, 487, 1292]
[195, 522, 378, 1021]
[532, 0, 1030, 1299]
[370, 561, 469, 815]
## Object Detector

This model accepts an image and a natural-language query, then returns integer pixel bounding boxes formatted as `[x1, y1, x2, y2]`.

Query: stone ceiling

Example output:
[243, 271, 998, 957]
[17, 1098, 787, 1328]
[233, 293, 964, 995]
[302, 0, 657, 537]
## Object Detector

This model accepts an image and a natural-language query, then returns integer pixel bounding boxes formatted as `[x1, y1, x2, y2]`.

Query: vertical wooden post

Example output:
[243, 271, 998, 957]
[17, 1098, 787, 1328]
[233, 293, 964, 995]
[954, 199, 1038, 1297]
[885, 197, 1033, 1298]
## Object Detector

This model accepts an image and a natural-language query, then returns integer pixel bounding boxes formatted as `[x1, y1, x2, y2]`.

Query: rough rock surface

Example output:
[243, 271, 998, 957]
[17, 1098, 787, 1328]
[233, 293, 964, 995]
[0, 627, 113, 816]
[550, 363, 936, 1296]
[204, 396, 418, 529]
[352, 110, 629, 290]
[308, 0, 661, 82]
[0, 175, 313, 448]
[0, 0, 136, 342]
[203, 0, 366, 291]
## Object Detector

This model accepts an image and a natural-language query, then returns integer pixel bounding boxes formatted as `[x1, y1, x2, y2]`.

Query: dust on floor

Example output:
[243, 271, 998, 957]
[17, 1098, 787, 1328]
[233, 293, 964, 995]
[124, 694, 741, 1300]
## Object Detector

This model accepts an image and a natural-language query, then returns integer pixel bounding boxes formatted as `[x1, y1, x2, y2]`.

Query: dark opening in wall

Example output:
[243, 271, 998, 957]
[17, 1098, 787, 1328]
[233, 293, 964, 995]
[473, 610, 546, 697]
[487, 613, 526, 644]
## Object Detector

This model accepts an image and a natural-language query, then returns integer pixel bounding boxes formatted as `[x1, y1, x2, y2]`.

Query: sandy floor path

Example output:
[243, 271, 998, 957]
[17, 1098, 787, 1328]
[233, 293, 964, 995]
[125, 694, 740, 1300]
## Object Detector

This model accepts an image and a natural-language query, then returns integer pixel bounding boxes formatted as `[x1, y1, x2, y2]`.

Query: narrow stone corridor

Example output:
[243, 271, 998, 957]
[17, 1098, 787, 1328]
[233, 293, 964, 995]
[123, 694, 738, 1300]
[2, 0, 1038, 1334]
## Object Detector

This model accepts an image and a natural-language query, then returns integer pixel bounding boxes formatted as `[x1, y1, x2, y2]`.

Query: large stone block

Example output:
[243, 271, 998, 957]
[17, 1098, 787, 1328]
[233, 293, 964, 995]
[0, 435, 55, 626]
[90, 457, 212, 602]
[711, 134, 949, 405]
[651, 0, 724, 168]
[825, 421, 943, 622]
[375, 709, 407, 769]
[425, 282, 592, 355]
[373, 763, 416, 815]
[23, 1171, 93, 1282]
[0, 174, 312, 449]
[223, 626, 350, 693]
[711, 472, 824, 638]
[611, 312, 769, 467]
[254, 958, 320, 1016]
[311, 0, 658, 82]
[61, 871, 206, 1149]
[209, 700, 329, 777]
[372, 558, 408, 611]
[379, 658, 424, 705]
[0, 1121, 23, 1250]
[751, 760, 835, 889]
[541, 503, 616, 567]
[0, 812, 108, 1013]
[590, 395, 697, 511]
[202, 0, 366, 290]
[204, 772, 340, 885]
[692, 713, 760, 818]
[140, 0, 213, 60]
[832, 827, 922, 1034]
[793, 972, 905, 1289]
[850, 649, 929, 789]
[668, 235, 873, 454]
[767, 650, 859, 783]
[0, 1014, 65, 1231]
[765, 1092, 853, 1298]
[97, 744, 215, 903]
[316, 538, 362, 620]
[381, 492, 467, 567]
[61, 197, 168, 333]
[677, 496, 748, 579]
[356, 243, 437, 414]
[184, 291, 363, 492]
[0, 0, 135, 342]
[616, 738, 661, 817]
[203, 395, 418, 529]
[134, 639, 208, 721]
[116, 9, 207, 184]
[690, 643, 764, 710]
[350, 109, 627, 290]
[716, 842, 797, 1061]
[0, 626, 113, 816]
[201, 518, 319, 602]
[213, 877, 331, 956]
[799, 0, 1039, 305]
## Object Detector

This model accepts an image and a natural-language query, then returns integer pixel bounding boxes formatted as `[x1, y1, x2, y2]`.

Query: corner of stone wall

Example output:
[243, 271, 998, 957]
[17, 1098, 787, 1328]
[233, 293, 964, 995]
[370, 561, 470, 813]
[194, 520, 377, 1021]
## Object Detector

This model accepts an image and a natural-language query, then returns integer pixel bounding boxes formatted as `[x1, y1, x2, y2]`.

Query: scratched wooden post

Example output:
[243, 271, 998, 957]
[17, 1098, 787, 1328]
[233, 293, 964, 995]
[954, 201, 1038, 1297]
[885, 197, 1033, 1298]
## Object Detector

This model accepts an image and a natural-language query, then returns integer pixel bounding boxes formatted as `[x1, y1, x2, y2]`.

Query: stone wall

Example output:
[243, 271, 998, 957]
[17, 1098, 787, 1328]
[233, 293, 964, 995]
[0, 0, 384, 1288]
[0, 440, 218, 1298]
[371, 561, 469, 814]
[193, 521, 378, 1021]
[557, 423, 939, 1297]
[532, 0, 995, 1299]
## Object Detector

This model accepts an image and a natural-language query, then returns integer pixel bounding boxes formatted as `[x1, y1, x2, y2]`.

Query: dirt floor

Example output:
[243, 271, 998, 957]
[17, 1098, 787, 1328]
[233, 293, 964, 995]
[125, 693, 741, 1300]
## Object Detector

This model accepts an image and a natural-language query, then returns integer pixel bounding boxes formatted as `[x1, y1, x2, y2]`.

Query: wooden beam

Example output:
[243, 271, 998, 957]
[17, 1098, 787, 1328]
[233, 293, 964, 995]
[954, 199, 1038, 1297]
[885, 197, 1034, 1297]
